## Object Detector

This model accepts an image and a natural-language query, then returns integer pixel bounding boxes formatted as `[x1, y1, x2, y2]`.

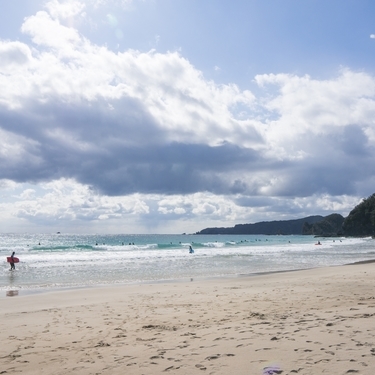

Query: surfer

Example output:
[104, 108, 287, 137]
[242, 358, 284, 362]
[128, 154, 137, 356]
[10, 251, 15, 271]
[189, 246, 194, 254]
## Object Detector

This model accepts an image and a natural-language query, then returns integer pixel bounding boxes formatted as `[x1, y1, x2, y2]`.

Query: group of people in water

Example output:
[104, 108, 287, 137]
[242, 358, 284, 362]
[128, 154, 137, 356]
[7, 245, 195, 271]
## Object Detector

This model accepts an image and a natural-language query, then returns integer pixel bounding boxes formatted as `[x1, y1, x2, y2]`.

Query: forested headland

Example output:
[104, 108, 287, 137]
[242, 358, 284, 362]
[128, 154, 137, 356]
[196, 194, 375, 237]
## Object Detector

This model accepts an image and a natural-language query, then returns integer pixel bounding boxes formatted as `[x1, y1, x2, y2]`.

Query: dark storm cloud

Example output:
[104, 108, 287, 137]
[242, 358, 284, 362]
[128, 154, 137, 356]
[1, 92, 374, 199]
[78, 142, 261, 196]
[0, 98, 264, 195]
[2, 86, 375, 202]
[261, 123, 375, 199]
[336, 124, 372, 157]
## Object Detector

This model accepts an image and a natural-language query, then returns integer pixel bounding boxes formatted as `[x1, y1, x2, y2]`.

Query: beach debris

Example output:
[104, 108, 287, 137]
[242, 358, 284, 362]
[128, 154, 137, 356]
[195, 364, 207, 370]
[204, 353, 235, 361]
[263, 366, 283, 374]
[142, 324, 177, 331]
[205, 354, 220, 360]
[249, 312, 266, 320]
[95, 340, 110, 347]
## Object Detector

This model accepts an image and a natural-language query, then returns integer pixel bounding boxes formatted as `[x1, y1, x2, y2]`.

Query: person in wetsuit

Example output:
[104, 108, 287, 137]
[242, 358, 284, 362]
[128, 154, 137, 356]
[10, 251, 15, 270]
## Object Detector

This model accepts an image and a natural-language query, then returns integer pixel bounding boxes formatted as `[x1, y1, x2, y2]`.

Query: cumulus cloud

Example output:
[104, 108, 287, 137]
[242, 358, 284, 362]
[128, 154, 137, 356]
[45, 0, 85, 20]
[0, 0, 374, 232]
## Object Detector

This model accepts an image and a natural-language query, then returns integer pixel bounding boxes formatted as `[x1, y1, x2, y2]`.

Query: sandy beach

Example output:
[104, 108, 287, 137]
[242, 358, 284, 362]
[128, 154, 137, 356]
[1, 263, 375, 375]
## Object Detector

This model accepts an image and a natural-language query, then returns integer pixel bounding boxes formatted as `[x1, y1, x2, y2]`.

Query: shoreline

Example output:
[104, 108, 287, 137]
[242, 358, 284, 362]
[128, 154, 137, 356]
[0, 265, 343, 299]
[2, 262, 375, 374]
[3, 258, 375, 299]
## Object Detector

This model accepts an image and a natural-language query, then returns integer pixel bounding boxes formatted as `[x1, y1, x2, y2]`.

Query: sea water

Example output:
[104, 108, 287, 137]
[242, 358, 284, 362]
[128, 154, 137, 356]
[1, 233, 374, 295]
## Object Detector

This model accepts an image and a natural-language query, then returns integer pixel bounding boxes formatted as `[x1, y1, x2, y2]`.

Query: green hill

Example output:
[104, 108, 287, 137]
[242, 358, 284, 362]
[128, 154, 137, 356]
[342, 194, 375, 236]
[196, 216, 324, 235]
[302, 213, 344, 236]
[196, 193, 375, 237]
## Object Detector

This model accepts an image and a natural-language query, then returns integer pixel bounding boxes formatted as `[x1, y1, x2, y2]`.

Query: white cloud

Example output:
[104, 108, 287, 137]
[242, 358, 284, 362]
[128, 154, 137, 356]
[3, 7, 260, 149]
[19, 189, 36, 200]
[45, 0, 85, 20]
[0, 179, 18, 190]
[254, 70, 375, 156]
[0, 177, 365, 233]
[9, 179, 148, 224]
[21, 11, 82, 49]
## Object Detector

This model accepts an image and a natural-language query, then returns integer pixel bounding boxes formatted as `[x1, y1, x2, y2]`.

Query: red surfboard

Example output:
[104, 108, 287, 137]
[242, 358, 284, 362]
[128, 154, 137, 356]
[7, 257, 19, 263]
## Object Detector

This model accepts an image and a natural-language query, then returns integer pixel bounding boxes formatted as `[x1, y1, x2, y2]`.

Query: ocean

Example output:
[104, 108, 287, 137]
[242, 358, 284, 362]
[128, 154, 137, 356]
[1, 233, 374, 296]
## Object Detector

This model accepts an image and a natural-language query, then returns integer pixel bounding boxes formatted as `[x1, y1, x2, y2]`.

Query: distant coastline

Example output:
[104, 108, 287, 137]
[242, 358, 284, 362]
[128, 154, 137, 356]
[196, 215, 325, 236]
[196, 193, 375, 237]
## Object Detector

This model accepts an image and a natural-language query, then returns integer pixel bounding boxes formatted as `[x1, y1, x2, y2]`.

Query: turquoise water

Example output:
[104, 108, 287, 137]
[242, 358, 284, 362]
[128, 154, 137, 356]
[1, 233, 374, 294]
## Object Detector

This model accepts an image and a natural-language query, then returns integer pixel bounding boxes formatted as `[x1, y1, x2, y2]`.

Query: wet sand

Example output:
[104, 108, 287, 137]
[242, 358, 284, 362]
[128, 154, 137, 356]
[1, 263, 375, 374]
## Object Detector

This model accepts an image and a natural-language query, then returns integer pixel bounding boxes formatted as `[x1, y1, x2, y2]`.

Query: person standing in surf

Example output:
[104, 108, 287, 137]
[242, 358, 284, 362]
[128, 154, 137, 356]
[10, 251, 15, 270]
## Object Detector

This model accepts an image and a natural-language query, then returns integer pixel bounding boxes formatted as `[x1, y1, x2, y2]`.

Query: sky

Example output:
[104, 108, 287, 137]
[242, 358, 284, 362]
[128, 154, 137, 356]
[0, 0, 375, 234]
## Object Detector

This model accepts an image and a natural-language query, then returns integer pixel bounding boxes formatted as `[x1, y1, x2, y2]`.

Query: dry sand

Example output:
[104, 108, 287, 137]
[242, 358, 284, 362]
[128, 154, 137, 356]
[1, 263, 375, 375]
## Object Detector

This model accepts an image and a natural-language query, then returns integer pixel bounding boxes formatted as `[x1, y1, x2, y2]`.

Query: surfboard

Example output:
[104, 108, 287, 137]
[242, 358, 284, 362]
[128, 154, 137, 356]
[7, 257, 19, 263]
